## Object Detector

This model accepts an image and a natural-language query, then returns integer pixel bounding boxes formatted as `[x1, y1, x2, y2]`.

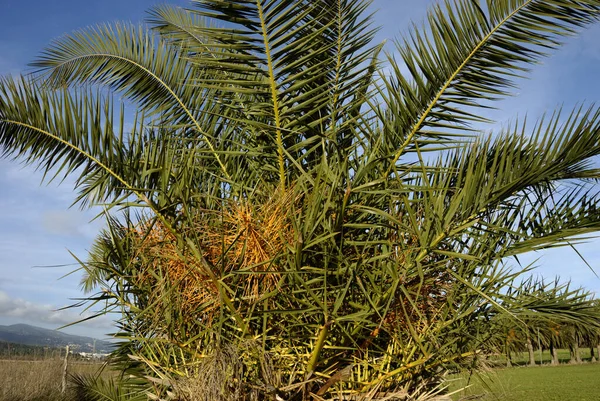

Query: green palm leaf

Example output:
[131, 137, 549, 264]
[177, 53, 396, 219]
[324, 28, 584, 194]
[382, 0, 600, 169]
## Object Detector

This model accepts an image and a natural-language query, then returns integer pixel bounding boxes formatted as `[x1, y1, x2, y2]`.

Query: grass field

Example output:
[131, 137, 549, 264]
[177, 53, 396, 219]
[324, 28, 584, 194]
[1, 355, 598, 400]
[449, 363, 600, 401]
[0, 359, 107, 401]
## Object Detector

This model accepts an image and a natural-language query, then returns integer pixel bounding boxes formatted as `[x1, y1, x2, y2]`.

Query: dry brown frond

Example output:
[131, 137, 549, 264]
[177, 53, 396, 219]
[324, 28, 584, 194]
[126, 187, 297, 327]
[209, 187, 296, 299]
[129, 220, 220, 325]
[173, 341, 280, 401]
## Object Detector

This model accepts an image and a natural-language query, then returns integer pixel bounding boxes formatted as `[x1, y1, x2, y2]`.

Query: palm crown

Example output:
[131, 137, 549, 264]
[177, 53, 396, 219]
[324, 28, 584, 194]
[2, 0, 600, 399]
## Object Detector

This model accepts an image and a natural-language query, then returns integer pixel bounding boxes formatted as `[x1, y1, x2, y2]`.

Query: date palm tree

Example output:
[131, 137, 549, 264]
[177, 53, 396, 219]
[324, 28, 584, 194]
[485, 278, 599, 367]
[2, 0, 600, 399]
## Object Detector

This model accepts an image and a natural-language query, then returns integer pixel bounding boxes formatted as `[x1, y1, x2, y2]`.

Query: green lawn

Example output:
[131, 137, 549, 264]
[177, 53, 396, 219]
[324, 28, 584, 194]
[448, 363, 600, 401]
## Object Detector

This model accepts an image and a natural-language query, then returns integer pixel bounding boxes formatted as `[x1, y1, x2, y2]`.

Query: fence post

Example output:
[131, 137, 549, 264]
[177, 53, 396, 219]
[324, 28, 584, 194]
[61, 345, 70, 394]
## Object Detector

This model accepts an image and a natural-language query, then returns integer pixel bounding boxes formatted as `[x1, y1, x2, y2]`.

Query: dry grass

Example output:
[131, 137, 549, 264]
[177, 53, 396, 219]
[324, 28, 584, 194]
[0, 359, 63, 401]
[0, 356, 450, 401]
[0, 359, 107, 401]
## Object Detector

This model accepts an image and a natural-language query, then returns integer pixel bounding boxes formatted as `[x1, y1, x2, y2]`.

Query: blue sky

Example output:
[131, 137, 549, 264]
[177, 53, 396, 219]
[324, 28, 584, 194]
[0, 0, 599, 339]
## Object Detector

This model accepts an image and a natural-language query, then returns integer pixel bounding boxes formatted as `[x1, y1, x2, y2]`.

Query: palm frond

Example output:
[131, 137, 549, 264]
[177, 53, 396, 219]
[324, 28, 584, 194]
[31, 22, 232, 180]
[382, 0, 600, 168]
[406, 105, 600, 260]
[188, 0, 380, 178]
[0, 76, 134, 207]
[70, 373, 148, 401]
[3, 0, 600, 399]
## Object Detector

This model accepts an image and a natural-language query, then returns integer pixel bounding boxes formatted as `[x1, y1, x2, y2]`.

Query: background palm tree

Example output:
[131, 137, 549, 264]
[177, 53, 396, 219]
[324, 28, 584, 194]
[484, 278, 599, 367]
[2, 0, 600, 399]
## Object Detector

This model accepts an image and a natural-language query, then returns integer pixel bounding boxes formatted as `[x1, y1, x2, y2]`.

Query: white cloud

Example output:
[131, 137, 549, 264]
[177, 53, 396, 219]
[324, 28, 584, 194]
[0, 290, 113, 331]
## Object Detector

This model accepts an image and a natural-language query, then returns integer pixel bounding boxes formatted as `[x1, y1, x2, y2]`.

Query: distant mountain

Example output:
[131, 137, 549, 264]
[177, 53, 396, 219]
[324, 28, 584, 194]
[0, 324, 113, 353]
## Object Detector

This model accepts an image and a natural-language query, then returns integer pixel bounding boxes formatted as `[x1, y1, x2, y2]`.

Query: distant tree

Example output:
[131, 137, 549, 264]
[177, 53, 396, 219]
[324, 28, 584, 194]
[483, 279, 599, 367]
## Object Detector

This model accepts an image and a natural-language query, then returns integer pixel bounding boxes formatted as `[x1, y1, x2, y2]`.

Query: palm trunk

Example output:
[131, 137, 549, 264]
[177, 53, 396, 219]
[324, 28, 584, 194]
[575, 340, 582, 364]
[550, 340, 559, 365]
[504, 337, 512, 368]
[569, 344, 576, 364]
[537, 331, 543, 365]
[526, 336, 536, 366]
